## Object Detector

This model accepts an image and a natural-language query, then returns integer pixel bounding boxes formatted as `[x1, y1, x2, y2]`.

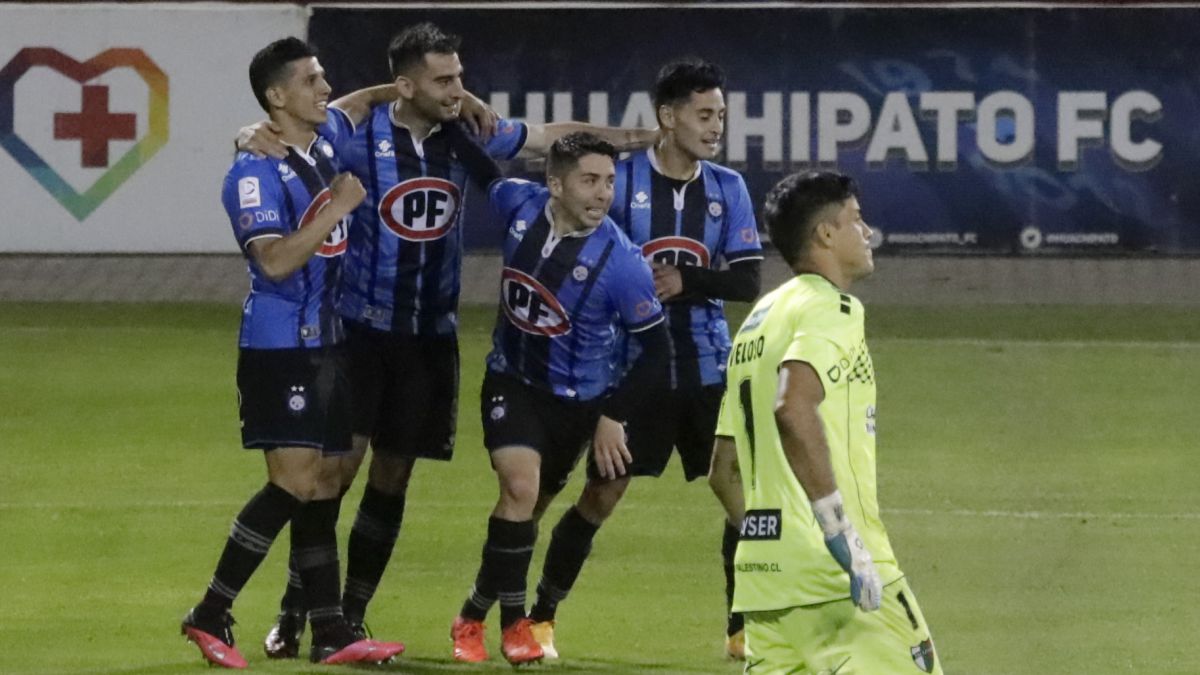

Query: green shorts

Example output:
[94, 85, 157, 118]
[743, 578, 941, 674]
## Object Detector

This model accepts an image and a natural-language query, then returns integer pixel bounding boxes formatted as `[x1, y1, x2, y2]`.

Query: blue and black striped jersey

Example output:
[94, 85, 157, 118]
[222, 108, 353, 350]
[325, 103, 527, 336]
[485, 179, 664, 401]
[612, 148, 762, 388]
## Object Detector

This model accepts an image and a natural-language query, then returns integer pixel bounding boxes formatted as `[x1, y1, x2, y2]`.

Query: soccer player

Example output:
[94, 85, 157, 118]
[236, 23, 659, 657]
[715, 171, 941, 673]
[524, 58, 761, 660]
[180, 38, 404, 669]
[449, 132, 669, 665]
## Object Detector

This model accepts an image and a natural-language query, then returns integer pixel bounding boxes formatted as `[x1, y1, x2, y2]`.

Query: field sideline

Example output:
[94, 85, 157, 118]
[2, 302, 1198, 674]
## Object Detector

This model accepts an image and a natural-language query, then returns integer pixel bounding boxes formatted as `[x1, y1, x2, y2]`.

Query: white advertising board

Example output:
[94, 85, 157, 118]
[0, 3, 309, 252]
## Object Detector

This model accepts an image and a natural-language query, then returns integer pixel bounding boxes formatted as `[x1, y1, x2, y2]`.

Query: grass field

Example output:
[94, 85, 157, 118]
[2, 302, 1199, 674]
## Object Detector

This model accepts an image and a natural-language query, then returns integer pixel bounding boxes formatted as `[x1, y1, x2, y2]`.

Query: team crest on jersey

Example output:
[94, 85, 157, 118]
[708, 200, 723, 217]
[910, 639, 936, 673]
[298, 188, 349, 257]
[500, 267, 571, 337]
[238, 212, 254, 231]
[642, 236, 711, 268]
[379, 177, 461, 241]
[572, 265, 589, 282]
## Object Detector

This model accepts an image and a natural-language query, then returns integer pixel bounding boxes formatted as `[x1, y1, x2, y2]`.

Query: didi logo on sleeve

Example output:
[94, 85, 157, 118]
[0, 47, 169, 220]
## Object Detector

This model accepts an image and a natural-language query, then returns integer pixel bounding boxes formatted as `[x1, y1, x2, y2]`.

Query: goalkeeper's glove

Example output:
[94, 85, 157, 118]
[812, 490, 882, 611]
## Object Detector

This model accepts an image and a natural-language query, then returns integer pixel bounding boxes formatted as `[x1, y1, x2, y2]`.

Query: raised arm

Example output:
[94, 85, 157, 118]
[519, 122, 657, 158]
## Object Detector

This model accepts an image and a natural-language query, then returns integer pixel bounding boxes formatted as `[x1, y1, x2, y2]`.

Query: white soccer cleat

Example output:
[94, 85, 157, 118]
[529, 620, 558, 660]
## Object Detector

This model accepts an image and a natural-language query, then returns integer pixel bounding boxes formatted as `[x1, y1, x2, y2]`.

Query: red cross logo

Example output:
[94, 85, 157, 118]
[53, 84, 136, 168]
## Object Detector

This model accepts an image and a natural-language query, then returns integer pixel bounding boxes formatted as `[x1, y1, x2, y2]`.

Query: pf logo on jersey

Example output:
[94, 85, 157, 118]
[379, 177, 461, 241]
[642, 236, 711, 268]
[299, 188, 348, 257]
[500, 267, 571, 337]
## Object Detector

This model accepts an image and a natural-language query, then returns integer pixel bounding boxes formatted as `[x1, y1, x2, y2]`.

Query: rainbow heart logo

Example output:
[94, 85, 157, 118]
[0, 48, 168, 220]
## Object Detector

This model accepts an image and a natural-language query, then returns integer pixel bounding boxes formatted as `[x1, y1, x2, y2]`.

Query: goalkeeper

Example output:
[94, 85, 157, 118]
[710, 171, 941, 673]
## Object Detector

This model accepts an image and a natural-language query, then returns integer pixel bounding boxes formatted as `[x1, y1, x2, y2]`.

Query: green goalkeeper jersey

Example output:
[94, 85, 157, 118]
[718, 273, 903, 612]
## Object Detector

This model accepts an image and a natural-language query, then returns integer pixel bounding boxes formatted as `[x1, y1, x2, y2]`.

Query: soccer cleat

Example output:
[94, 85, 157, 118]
[725, 628, 746, 661]
[310, 638, 381, 665]
[451, 615, 488, 663]
[263, 609, 305, 659]
[181, 607, 248, 669]
[529, 620, 558, 660]
[500, 618, 544, 665]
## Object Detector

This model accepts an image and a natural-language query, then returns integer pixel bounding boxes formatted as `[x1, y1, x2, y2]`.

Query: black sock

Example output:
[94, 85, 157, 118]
[280, 548, 305, 613]
[292, 497, 346, 642]
[722, 520, 744, 635]
[529, 507, 600, 623]
[343, 485, 405, 623]
[461, 517, 535, 628]
[199, 483, 300, 614]
[280, 486, 346, 614]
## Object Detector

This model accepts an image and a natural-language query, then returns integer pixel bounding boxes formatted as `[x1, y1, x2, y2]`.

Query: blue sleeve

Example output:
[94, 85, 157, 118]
[608, 242, 664, 332]
[489, 178, 542, 219]
[318, 106, 355, 158]
[485, 118, 528, 160]
[223, 158, 286, 253]
[722, 173, 763, 263]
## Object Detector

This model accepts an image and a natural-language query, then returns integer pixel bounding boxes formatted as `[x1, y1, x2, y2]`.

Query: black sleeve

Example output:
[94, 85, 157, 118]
[601, 321, 669, 423]
[677, 258, 762, 302]
[443, 120, 504, 189]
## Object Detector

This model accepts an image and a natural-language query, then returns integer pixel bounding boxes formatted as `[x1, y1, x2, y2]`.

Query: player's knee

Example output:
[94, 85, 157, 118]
[498, 474, 539, 510]
[367, 454, 414, 495]
[578, 477, 628, 522]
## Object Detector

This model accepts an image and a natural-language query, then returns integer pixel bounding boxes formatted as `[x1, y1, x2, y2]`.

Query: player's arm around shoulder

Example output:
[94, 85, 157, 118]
[330, 84, 397, 126]
[517, 122, 658, 158]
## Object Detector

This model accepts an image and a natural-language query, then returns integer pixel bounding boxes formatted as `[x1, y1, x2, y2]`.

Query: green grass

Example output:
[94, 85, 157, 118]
[1, 303, 1198, 674]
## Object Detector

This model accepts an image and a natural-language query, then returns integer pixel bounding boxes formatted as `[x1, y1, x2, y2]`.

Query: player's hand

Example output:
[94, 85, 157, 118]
[460, 90, 500, 142]
[651, 262, 684, 301]
[592, 415, 632, 480]
[329, 173, 366, 212]
[812, 490, 882, 612]
[237, 120, 287, 159]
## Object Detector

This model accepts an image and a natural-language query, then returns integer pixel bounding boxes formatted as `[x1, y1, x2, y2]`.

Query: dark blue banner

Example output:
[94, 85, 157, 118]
[310, 6, 1200, 255]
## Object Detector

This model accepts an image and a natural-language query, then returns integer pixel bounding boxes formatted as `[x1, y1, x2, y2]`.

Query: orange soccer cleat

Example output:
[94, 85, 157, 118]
[451, 615, 489, 663]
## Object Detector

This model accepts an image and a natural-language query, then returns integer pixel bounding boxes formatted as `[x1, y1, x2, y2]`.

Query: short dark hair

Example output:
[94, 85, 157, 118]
[249, 37, 316, 113]
[764, 171, 859, 267]
[388, 22, 461, 77]
[653, 58, 725, 120]
[547, 132, 617, 178]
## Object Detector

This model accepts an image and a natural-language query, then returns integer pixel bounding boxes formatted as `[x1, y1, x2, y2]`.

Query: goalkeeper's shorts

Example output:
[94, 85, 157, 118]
[743, 577, 942, 674]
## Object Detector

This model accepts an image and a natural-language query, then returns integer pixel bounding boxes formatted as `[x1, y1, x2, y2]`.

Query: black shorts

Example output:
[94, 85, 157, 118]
[480, 371, 600, 498]
[587, 384, 725, 482]
[345, 320, 458, 460]
[237, 346, 353, 454]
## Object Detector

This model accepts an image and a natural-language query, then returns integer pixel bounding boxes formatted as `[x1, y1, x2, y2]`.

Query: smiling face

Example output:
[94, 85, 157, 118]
[267, 56, 332, 126]
[661, 87, 726, 161]
[398, 51, 465, 125]
[549, 153, 616, 230]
